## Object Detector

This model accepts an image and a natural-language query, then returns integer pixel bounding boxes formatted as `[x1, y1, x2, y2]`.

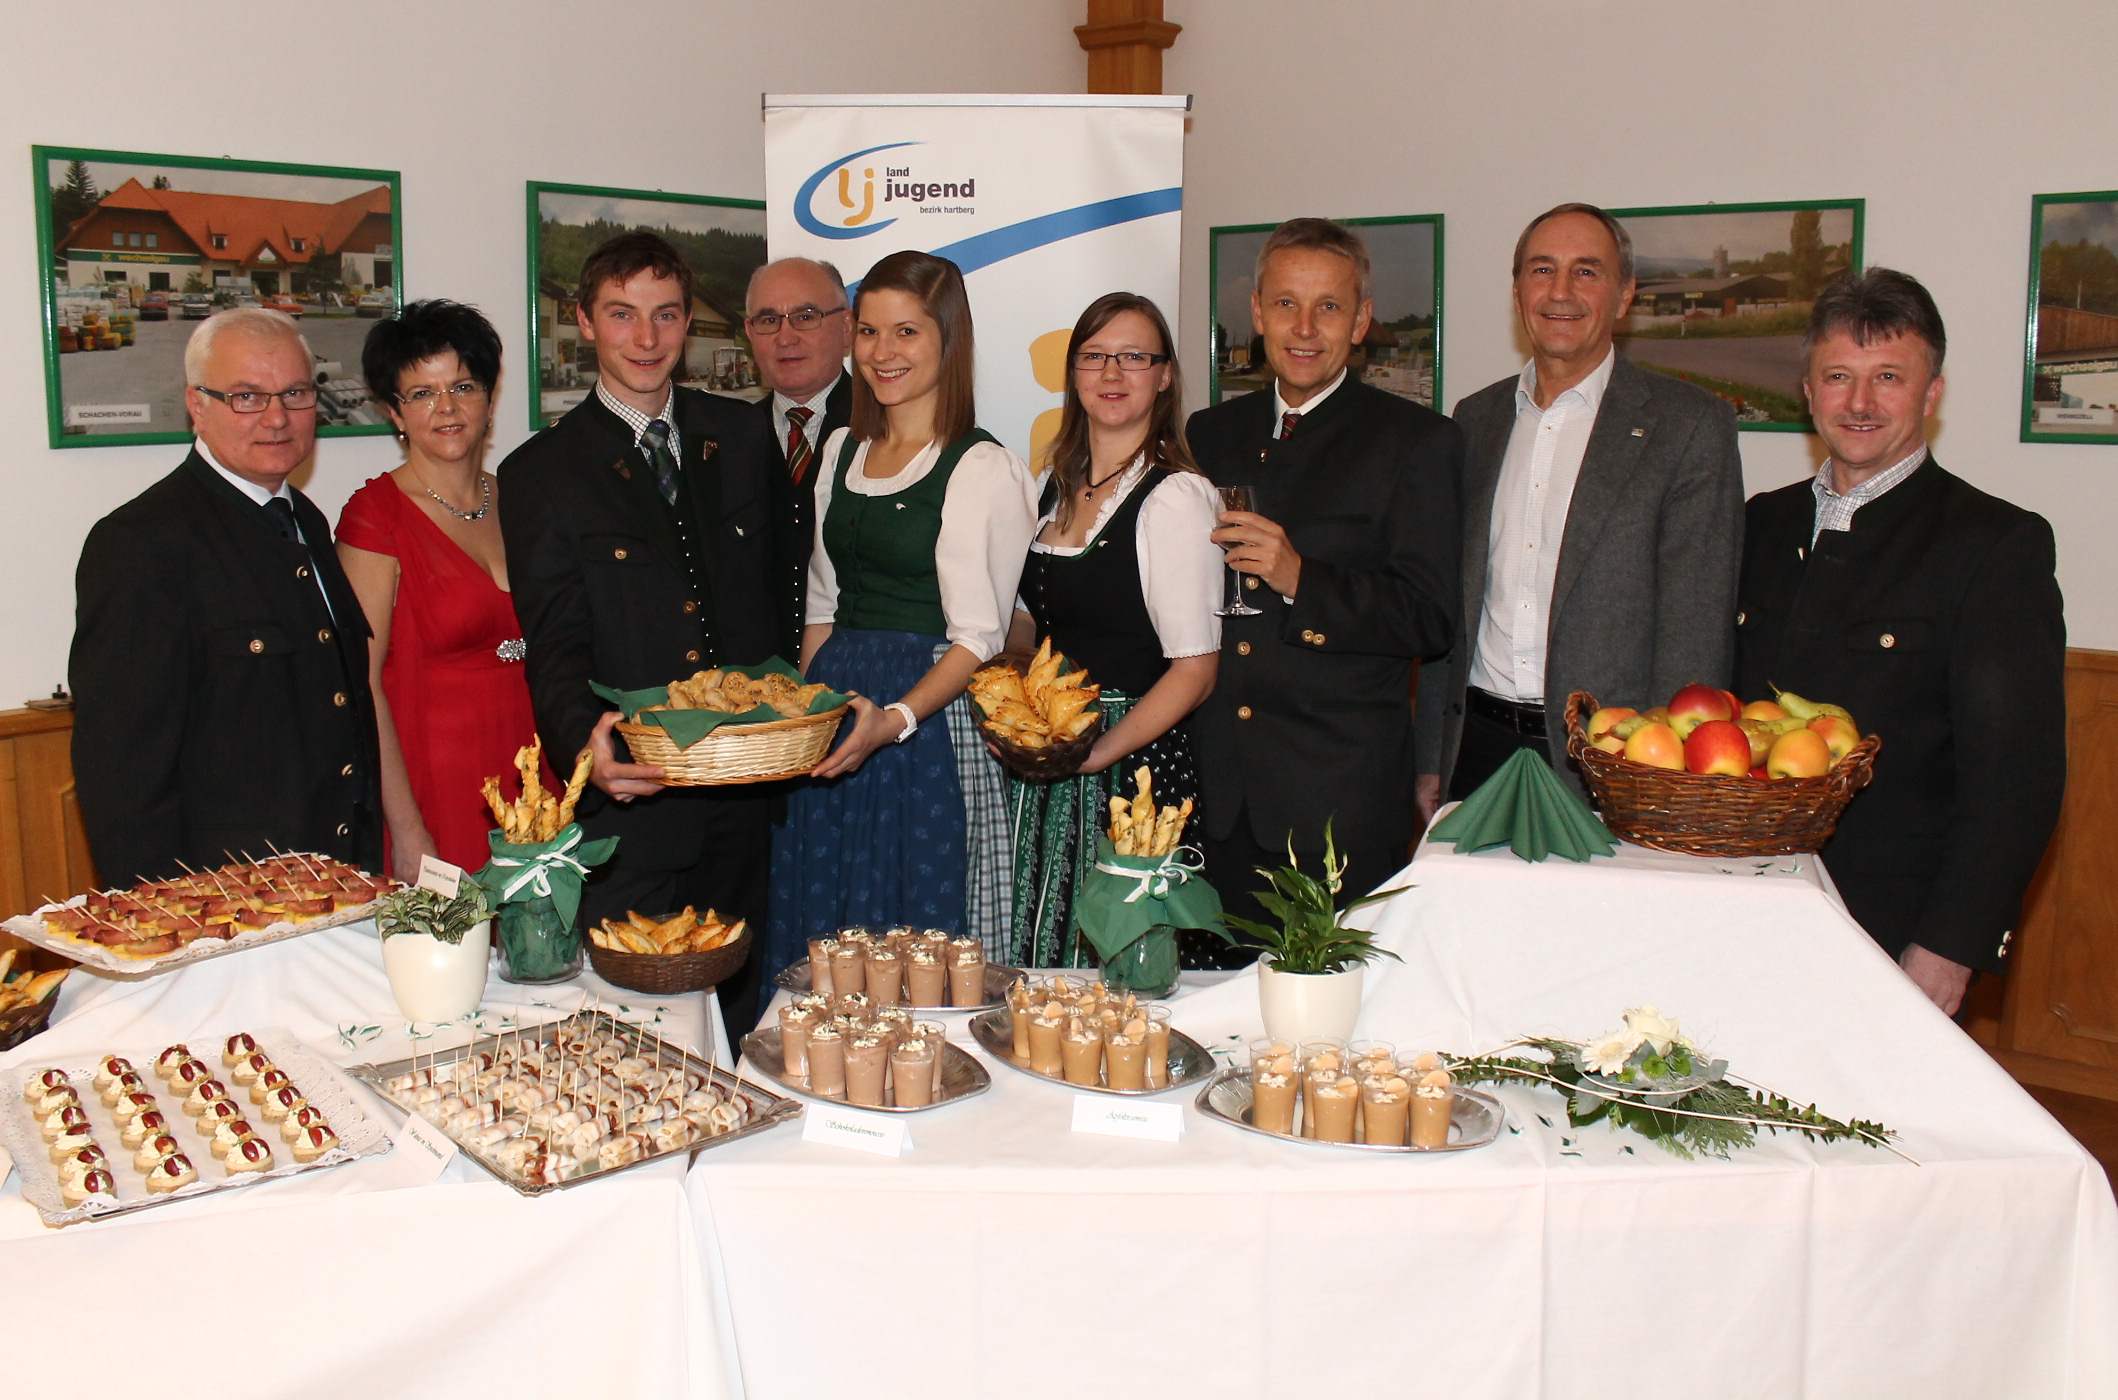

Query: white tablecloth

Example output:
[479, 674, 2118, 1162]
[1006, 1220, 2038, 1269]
[0, 923, 738, 1399]
[697, 828, 2118, 1399]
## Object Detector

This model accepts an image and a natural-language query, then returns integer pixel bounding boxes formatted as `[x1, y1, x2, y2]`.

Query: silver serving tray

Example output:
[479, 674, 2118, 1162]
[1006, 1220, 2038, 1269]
[348, 1012, 798, 1196]
[967, 1008, 1213, 1097]
[4, 1028, 392, 1228]
[772, 958, 1019, 1013]
[1193, 1066, 1505, 1153]
[741, 1026, 990, 1113]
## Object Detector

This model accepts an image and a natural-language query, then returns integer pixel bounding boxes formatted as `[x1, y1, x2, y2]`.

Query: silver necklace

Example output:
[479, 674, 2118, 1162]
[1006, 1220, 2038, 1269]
[413, 470, 491, 522]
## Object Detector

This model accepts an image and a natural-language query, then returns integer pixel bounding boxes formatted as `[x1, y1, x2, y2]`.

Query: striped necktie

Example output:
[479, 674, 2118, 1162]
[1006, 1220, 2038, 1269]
[1280, 410, 1300, 440]
[784, 405, 815, 485]
[640, 418, 680, 507]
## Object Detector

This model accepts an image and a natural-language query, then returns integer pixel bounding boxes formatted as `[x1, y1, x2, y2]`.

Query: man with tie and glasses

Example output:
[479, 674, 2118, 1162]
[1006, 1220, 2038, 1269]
[743, 258, 853, 593]
[71, 307, 381, 884]
[500, 231, 793, 1028]
[1184, 218, 1462, 938]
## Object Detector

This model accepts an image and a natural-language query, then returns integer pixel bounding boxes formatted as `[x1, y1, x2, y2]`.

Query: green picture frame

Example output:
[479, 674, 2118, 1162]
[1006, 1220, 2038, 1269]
[2022, 189, 2118, 445]
[1208, 213, 1444, 411]
[524, 181, 767, 432]
[1604, 198, 1864, 434]
[31, 144, 402, 450]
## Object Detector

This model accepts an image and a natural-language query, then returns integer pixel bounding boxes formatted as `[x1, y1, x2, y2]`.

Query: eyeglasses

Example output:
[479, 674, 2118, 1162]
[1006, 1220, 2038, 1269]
[395, 381, 490, 411]
[1073, 351, 1170, 372]
[194, 383, 318, 413]
[744, 304, 846, 334]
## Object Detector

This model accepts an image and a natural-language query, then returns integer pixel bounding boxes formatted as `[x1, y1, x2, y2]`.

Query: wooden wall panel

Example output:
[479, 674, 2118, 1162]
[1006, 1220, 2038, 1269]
[0, 708, 95, 963]
[1970, 650, 2118, 1100]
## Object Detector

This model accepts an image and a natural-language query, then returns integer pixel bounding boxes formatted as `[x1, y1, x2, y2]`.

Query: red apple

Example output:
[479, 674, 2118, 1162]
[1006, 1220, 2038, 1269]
[1683, 720, 1752, 776]
[1766, 728, 1831, 779]
[1808, 713, 1859, 762]
[1718, 689, 1743, 721]
[1667, 683, 1735, 738]
[1586, 706, 1638, 741]
[1748, 765, 1769, 780]
[1623, 721, 1685, 770]
[1740, 699, 1789, 723]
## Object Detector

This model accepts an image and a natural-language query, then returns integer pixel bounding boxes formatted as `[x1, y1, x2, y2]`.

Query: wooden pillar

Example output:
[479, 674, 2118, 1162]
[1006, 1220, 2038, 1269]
[1076, 0, 1181, 95]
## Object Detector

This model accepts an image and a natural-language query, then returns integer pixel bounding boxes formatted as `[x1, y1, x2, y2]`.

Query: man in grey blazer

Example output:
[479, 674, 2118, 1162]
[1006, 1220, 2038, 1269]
[1414, 203, 1744, 818]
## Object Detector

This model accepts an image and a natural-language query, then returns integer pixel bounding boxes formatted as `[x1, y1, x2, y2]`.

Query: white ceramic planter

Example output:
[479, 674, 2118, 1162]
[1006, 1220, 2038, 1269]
[1257, 957, 1364, 1044]
[380, 918, 492, 1022]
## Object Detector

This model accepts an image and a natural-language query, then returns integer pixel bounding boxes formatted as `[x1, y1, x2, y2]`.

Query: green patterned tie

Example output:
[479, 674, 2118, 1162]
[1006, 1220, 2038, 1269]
[640, 418, 680, 506]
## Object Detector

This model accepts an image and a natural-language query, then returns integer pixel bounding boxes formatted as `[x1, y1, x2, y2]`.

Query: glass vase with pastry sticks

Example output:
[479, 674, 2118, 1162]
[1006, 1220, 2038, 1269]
[1214, 485, 1263, 618]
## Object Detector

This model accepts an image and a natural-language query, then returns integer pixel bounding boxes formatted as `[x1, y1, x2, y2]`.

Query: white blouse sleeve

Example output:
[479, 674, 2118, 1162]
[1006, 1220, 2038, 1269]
[804, 427, 853, 626]
[937, 441, 1039, 661]
[1135, 471, 1225, 659]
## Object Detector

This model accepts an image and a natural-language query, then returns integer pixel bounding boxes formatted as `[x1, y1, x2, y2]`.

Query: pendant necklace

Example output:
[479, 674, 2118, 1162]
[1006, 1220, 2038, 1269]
[412, 470, 491, 522]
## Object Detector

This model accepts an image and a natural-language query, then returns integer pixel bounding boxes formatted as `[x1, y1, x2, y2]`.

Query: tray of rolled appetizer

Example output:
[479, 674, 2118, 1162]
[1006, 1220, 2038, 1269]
[347, 1009, 799, 1196]
[2, 1028, 392, 1227]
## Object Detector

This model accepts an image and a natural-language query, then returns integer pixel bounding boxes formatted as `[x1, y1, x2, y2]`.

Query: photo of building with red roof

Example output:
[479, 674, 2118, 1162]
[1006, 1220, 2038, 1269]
[56, 177, 393, 299]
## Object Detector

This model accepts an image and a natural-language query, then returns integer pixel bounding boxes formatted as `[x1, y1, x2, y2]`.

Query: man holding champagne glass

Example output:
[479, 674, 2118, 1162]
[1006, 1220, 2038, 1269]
[1187, 218, 1464, 940]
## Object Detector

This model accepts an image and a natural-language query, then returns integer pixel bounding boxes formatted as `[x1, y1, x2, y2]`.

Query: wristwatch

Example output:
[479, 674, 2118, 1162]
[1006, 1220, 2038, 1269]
[884, 701, 918, 743]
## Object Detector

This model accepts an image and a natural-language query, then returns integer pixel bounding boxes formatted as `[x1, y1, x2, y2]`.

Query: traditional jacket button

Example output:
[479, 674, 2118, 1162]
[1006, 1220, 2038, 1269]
[332, 691, 348, 707]
[1236, 641, 1252, 657]
[1736, 610, 1747, 625]
[317, 628, 333, 643]
[248, 639, 264, 654]
[682, 600, 699, 615]
[1879, 632, 1896, 649]
[1312, 632, 1327, 645]
[341, 763, 355, 777]
[1236, 705, 1254, 720]
[1244, 576, 1259, 591]
[613, 547, 629, 561]
[1300, 629, 1315, 642]
[296, 565, 311, 579]
[684, 649, 701, 663]
[335, 822, 350, 838]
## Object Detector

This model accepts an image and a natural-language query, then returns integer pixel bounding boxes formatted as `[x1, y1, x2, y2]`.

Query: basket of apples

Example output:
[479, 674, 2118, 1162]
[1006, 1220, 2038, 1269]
[1562, 685, 1880, 857]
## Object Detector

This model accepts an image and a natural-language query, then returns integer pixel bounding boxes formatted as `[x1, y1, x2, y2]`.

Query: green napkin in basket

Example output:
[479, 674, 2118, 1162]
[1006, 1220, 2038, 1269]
[1428, 748, 1618, 862]
[591, 657, 851, 750]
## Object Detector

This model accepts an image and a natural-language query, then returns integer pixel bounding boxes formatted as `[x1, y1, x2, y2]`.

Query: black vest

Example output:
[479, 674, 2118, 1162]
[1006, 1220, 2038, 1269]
[1019, 469, 1173, 696]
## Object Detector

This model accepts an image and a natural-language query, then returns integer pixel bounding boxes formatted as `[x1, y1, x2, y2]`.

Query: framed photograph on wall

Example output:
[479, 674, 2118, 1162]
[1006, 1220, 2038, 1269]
[2022, 189, 2118, 445]
[525, 181, 767, 430]
[1604, 199, 1863, 433]
[31, 145, 402, 449]
[1208, 213, 1443, 410]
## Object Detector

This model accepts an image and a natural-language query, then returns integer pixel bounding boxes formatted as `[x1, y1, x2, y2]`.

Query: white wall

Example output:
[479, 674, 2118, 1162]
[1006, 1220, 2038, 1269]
[0, 0, 1081, 704]
[1166, 0, 2118, 649]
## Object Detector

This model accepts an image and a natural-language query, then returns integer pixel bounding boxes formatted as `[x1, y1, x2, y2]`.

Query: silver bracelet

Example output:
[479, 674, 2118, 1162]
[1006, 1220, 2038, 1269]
[884, 701, 918, 743]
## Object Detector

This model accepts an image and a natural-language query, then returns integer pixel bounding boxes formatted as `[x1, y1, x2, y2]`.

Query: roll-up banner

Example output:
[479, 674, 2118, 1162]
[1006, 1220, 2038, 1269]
[763, 94, 1188, 468]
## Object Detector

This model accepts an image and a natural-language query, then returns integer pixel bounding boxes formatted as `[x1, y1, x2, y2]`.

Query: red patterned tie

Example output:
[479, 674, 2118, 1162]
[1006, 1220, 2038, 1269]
[785, 405, 815, 484]
[1280, 410, 1300, 440]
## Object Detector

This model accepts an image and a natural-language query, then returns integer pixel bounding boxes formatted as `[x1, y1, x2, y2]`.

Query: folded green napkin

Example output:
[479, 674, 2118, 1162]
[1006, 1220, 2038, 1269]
[1428, 748, 1618, 862]
[592, 657, 850, 750]
[1073, 834, 1225, 959]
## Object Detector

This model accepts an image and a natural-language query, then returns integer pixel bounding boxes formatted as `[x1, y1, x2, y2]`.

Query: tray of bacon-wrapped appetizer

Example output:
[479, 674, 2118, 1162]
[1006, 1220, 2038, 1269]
[2, 853, 395, 976]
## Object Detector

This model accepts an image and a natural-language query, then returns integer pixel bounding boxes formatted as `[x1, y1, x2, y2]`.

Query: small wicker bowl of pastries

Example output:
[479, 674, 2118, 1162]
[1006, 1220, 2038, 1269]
[616, 668, 848, 786]
[0, 949, 68, 1051]
[970, 640, 1103, 782]
[586, 907, 751, 994]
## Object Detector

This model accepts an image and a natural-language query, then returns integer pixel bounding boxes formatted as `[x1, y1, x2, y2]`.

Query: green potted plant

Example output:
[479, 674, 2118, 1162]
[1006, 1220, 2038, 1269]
[1221, 822, 1406, 1044]
[377, 883, 493, 1022]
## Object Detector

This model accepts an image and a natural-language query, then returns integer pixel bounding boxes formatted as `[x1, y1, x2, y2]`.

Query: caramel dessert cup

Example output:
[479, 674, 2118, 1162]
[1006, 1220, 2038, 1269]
[1410, 1069, 1454, 1149]
[1250, 1039, 1300, 1135]
[1359, 1074, 1411, 1146]
[1309, 1074, 1360, 1143]
[911, 1020, 948, 1094]
[947, 938, 986, 1007]
[1105, 1019, 1149, 1091]
[1059, 1016, 1105, 1087]
[1143, 1006, 1173, 1089]
[1027, 1004, 1067, 1075]
[1008, 979, 1039, 1058]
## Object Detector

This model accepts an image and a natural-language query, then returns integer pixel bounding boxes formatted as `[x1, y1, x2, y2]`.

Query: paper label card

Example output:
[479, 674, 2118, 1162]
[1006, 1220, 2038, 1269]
[395, 1110, 458, 1182]
[1071, 1094, 1185, 1142]
[801, 1102, 912, 1157]
[415, 855, 465, 899]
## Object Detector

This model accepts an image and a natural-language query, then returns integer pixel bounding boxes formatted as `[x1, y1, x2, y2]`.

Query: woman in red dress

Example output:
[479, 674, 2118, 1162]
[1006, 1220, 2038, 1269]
[336, 300, 542, 880]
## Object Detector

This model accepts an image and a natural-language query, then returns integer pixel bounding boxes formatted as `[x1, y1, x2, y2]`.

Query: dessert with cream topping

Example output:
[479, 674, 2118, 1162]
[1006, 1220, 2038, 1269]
[1410, 1069, 1454, 1149]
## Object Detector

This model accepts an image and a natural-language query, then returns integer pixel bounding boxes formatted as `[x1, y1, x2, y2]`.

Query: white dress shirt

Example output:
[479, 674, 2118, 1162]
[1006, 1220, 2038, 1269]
[1467, 348, 1617, 703]
[1018, 457, 1224, 662]
[1810, 445, 1927, 544]
[771, 373, 841, 456]
[807, 429, 1038, 662]
[1272, 367, 1348, 428]
[197, 438, 333, 619]
[596, 380, 680, 460]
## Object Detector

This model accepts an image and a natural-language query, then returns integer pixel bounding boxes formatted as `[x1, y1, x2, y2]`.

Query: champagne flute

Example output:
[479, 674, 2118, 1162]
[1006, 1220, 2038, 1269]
[1215, 484, 1263, 618]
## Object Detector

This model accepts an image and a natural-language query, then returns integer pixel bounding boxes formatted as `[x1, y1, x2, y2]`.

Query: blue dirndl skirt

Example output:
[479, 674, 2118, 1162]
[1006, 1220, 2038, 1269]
[767, 629, 966, 975]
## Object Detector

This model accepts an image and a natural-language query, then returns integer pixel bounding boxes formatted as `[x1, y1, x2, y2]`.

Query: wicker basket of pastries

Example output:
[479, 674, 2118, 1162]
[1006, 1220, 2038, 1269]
[616, 667, 848, 786]
[1563, 686, 1880, 857]
[0, 950, 68, 1050]
[970, 639, 1104, 781]
[587, 907, 751, 994]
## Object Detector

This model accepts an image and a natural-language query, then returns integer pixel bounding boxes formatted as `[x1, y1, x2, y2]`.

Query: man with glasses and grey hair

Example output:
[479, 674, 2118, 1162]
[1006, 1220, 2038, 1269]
[70, 306, 380, 884]
[744, 256, 853, 586]
[1415, 201, 1744, 817]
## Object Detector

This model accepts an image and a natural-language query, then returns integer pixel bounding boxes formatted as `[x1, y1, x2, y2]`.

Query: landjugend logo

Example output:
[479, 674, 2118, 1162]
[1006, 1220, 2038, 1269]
[794, 142, 980, 240]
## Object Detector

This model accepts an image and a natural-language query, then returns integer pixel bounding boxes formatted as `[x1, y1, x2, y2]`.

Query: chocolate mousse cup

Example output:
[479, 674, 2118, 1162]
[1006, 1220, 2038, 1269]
[808, 939, 837, 994]
[829, 945, 866, 999]
[912, 1020, 949, 1094]
[805, 1024, 847, 1098]
[778, 1004, 816, 1077]
[905, 950, 948, 1006]
[1059, 1019, 1105, 1087]
[1027, 1008, 1067, 1075]
[947, 940, 987, 1007]
[1309, 1076, 1360, 1143]
[865, 948, 904, 1008]
[844, 1036, 890, 1108]
[890, 1039, 938, 1108]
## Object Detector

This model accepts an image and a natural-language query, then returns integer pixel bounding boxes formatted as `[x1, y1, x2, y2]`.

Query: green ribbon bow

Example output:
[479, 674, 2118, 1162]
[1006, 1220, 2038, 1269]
[1073, 834, 1225, 961]
[474, 823, 618, 931]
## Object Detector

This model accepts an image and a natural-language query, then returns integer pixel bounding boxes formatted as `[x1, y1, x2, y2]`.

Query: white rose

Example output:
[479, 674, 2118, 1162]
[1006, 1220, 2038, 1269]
[1623, 1005, 1680, 1055]
[1580, 1031, 1642, 1077]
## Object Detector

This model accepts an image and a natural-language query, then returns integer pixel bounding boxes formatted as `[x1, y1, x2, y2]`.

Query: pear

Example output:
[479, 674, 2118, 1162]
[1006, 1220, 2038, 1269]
[1775, 689, 1854, 725]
